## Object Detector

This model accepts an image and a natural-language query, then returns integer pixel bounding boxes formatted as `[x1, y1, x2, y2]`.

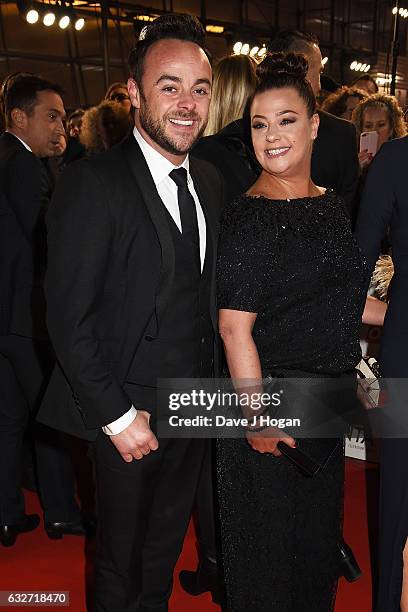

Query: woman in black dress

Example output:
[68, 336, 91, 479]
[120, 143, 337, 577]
[356, 136, 408, 611]
[217, 53, 369, 611]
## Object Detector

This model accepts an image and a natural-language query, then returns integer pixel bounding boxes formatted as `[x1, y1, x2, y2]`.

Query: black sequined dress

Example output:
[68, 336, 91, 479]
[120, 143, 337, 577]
[216, 191, 368, 612]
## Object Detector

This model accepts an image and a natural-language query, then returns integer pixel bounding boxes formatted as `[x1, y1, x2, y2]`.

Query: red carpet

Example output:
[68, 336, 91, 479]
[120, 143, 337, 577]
[0, 458, 377, 611]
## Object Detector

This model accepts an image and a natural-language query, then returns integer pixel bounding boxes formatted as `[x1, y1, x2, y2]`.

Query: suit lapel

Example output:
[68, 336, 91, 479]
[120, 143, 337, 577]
[121, 135, 175, 326]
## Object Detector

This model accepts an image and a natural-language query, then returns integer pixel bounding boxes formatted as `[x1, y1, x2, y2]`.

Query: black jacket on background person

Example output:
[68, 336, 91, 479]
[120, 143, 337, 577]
[0, 130, 80, 529]
[312, 110, 359, 217]
[0, 131, 49, 338]
[193, 120, 257, 205]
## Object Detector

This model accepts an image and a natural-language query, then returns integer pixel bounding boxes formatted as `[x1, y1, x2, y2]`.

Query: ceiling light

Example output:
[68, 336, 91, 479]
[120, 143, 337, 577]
[134, 15, 157, 22]
[350, 61, 357, 70]
[250, 46, 259, 57]
[364, 64, 371, 72]
[258, 45, 267, 58]
[322, 56, 329, 65]
[206, 25, 224, 34]
[58, 15, 70, 29]
[75, 17, 85, 30]
[43, 12, 56, 26]
[26, 9, 39, 24]
[233, 41, 243, 54]
[241, 43, 250, 55]
[392, 6, 398, 14]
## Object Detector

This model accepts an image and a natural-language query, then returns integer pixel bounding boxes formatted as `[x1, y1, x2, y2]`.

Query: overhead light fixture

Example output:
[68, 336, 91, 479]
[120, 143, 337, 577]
[258, 44, 267, 58]
[392, 6, 398, 14]
[322, 56, 329, 66]
[75, 17, 85, 30]
[206, 25, 224, 34]
[134, 14, 157, 22]
[250, 46, 259, 57]
[233, 41, 243, 54]
[58, 15, 70, 29]
[43, 12, 56, 26]
[26, 8, 39, 24]
[350, 60, 371, 72]
[241, 43, 250, 55]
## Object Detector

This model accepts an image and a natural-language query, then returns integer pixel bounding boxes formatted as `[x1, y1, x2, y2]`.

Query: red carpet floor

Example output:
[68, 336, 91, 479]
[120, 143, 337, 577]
[0, 458, 377, 611]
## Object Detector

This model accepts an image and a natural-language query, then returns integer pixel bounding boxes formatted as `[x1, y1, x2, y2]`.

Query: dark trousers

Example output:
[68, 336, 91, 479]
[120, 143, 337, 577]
[93, 432, 206, 612]
[194, 440, 218, 562]
[0, 334, 80, 524]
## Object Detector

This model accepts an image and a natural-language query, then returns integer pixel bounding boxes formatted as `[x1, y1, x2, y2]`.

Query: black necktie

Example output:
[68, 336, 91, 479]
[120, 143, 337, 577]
[169, 167, 200, 267]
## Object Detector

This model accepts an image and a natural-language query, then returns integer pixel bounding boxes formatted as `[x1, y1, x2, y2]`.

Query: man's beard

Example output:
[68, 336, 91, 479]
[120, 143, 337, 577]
[139, 101, 207, 155]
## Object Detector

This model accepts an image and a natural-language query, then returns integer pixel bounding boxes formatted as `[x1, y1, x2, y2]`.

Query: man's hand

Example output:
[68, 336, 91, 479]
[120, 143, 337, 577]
[109, 410, 159, 462]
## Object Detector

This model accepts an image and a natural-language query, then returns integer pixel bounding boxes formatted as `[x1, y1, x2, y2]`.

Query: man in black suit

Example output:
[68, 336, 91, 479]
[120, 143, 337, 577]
[0, 75, 83, 546]
[37, 14, 223, 611]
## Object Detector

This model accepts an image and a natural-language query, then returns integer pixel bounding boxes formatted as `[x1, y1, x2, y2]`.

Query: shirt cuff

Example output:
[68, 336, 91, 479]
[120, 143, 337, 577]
[102, 406, 137, 435]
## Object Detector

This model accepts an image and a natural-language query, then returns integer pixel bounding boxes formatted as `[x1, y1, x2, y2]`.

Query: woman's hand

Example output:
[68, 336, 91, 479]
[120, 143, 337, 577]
[358, 149, 373, 170]
[246, 427, 296, 457]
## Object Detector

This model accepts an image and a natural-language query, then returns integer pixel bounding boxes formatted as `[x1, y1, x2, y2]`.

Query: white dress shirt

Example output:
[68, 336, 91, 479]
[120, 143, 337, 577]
[103, 126, 207, 435]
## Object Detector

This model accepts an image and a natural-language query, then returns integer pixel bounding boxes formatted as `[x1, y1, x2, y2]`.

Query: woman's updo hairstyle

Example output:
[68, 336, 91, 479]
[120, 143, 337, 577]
[253, 52, 316, 117]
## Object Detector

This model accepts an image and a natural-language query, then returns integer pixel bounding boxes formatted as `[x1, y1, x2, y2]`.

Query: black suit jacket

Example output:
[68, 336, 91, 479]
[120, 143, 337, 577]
[0, 132, 49, 338]
[37, 134, 224, 441]
[312, 110, 359, 214]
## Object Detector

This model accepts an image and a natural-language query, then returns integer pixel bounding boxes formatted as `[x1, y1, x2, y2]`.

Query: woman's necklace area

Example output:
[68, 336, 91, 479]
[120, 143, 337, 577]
[255, 179, 323, 202]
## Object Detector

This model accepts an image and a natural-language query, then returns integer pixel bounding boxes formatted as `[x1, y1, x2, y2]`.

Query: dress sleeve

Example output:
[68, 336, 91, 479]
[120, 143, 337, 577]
[355, 141, 396, 273]
[217, 199, 269, 313]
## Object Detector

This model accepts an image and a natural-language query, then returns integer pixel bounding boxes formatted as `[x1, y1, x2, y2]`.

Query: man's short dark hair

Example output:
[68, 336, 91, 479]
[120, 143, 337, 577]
[128, 13, 209, 87]
[351, 73, 379, 93]
[5, 74, 64, 126]
[268, 30, 320, 53]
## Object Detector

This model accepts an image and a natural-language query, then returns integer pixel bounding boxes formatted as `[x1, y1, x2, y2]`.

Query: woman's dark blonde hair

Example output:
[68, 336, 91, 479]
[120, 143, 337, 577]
[204, 54, 257, 136]
[80, 100, 132, 154]
[352, 93, 407, 141]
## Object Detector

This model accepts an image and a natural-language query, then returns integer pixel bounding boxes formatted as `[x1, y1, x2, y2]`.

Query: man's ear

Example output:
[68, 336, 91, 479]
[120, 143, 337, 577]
[10, 108, 28, 130]
[311, 112, 320, 140]
[127, 78, 141, 110]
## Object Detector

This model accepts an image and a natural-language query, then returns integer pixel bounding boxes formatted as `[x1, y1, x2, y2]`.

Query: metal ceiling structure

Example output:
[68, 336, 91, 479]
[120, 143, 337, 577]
[0, 0, 406, 108]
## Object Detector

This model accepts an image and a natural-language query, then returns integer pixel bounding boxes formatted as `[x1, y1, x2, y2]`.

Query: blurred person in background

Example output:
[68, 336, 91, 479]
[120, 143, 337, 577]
[193, 53, 258, 204]
[63, 108, 86, 166]
[80, 99, 133, 155]
[352, 93, 406, 171]
[0, 74, 85, 546]
[322, 86, 367, 121]
[355, 131, 408, 612]
[351, 73, 379, 95]
[104, 81, 132, 114]
[67, 108, 84, 139]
